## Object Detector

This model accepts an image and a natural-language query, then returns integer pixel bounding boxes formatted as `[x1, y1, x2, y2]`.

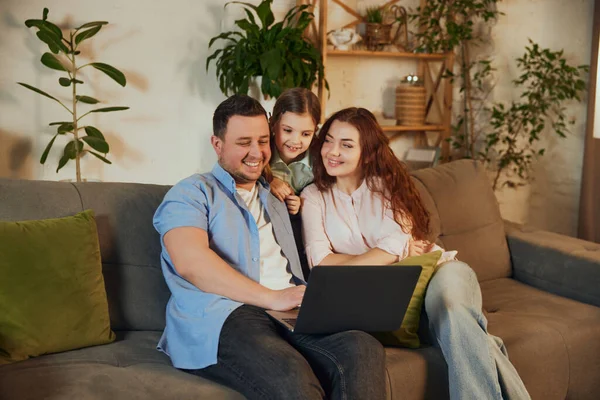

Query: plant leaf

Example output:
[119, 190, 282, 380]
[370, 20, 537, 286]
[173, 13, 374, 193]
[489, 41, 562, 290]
[17, 82, 59, 102]
[84, 126, 105, 140]
[89, 106, 129, 113]
[36, 31, 60, 54]
[89, 63, 126, 86]
[82, 136, 109, 153]
[49, 121, 72, 126]
[57, 123, 74, 134]
[76, 21, 108, 30]
[76, 95, 100, 104]
[75, 25, 102, 46]
[73, 79, 84, 84]
[88, 150, 112, 164]
[25, 19, 63, 40]
[43, 8, 49, 21]
[41, 52, 67, 71]
[40, 133, 58, 164]
[59, 77, 71, 87]
[56, 154, 70, 172]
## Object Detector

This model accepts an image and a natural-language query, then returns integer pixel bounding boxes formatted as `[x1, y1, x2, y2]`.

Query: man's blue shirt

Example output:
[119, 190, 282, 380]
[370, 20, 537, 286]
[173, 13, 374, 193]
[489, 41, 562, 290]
[153, 163, 305, 369]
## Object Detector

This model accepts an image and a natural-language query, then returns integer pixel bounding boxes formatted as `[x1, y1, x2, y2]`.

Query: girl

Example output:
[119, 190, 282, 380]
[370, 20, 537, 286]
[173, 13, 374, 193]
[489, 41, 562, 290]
[265, 87, 321, 215]
[300, 107, 530, 400]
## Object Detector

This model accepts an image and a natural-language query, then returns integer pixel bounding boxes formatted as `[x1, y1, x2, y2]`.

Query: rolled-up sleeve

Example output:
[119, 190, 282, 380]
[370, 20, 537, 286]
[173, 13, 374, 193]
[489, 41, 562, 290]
[300, 186, 334, 268]
[374, 209, 411, 262]
[153, 179, 209, 241]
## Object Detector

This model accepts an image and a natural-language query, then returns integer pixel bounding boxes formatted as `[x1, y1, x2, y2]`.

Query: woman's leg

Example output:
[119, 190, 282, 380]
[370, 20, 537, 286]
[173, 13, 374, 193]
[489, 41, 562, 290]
[424, 260, 530, 400]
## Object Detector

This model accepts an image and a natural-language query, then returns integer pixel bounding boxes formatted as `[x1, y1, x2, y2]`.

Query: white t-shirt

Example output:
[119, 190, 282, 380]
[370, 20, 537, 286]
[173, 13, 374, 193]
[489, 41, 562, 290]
[237, 184, 294, 290]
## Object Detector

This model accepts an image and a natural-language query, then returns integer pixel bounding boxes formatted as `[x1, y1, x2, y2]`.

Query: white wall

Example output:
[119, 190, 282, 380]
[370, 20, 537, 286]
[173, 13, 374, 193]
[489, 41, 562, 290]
[0, 0, 594, 236]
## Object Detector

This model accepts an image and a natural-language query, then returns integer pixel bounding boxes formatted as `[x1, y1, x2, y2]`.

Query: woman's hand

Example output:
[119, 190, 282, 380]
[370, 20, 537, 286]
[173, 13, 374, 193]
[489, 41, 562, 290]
[270, 178, 294, 202]
[408, 239, 430, 257]
[285, 195, 302, 215]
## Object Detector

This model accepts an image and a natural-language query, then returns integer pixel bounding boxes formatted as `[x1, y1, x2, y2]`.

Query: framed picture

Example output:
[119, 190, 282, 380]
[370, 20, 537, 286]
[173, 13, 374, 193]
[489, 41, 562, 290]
[403, 147, 441, 171]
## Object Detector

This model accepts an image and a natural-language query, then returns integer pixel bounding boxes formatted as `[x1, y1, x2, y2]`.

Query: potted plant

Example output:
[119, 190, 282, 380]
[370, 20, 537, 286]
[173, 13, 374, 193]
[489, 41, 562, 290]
[363, 5, 393, 51]
[206, 0, 325, 100]
[17, 8, 128, 182]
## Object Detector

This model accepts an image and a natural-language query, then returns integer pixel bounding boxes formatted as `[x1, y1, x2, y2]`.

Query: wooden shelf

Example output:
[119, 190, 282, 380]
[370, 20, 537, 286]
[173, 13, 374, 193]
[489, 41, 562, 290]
[381, 124, 445, 132]
[327, 49, 447, 61]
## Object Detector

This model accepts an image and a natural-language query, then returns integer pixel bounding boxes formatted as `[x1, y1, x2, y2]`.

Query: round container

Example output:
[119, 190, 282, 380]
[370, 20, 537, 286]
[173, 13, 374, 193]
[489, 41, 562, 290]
[395, 79, 426, 126]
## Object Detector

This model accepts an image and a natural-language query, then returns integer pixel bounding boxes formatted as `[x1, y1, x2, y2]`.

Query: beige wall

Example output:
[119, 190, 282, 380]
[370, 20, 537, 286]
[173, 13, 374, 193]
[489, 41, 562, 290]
[0, 0, 594, 236]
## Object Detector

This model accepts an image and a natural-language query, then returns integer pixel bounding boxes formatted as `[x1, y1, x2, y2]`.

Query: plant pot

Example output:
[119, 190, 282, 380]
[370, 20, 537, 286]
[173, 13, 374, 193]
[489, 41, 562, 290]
[365, 23, 392, 51]
[249, 76, 277, 116]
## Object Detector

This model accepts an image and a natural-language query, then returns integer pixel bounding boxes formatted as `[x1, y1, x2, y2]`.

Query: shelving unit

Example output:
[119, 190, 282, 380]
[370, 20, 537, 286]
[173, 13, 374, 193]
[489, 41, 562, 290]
[298, 0, 454, 160]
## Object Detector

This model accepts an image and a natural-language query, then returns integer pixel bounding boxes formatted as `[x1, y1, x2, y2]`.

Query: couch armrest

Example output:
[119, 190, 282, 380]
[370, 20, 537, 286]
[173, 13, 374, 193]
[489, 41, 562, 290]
[504, 220, 600, 308]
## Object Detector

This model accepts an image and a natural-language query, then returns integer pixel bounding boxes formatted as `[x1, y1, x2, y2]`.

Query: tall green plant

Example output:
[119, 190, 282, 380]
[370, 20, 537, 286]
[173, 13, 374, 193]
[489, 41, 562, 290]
[18, 8, 128, 182]
[412, 0, 501, 159]
[481, 40, 589, 190]
[206, 0, 325, 98]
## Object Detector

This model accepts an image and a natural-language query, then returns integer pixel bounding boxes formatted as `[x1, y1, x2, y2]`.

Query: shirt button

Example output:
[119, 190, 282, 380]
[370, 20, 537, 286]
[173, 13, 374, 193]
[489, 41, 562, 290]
[252, 257, 258, 262]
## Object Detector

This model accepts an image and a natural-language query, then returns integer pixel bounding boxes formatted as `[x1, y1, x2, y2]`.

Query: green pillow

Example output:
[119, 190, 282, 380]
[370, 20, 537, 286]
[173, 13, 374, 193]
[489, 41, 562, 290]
[0, 210, 115, 364]
[371, 250, 443, 348]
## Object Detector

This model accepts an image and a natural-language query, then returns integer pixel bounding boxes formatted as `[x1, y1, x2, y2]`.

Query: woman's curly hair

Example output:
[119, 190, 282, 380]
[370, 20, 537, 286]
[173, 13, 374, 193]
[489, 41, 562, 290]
[310, 107, 431, 240]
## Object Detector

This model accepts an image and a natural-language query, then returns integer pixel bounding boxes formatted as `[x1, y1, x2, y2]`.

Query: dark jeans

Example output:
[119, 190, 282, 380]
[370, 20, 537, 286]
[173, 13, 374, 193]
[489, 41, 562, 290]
[188, 305, 386, 400]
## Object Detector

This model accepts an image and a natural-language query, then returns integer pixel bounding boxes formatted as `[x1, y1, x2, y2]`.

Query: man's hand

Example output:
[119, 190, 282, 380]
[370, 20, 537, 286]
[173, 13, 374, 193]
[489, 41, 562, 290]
[265, 285, 306, 311]
[408, 239, 430, 257]
[270, 178, 294, 202]
[285, 195, 301, 215]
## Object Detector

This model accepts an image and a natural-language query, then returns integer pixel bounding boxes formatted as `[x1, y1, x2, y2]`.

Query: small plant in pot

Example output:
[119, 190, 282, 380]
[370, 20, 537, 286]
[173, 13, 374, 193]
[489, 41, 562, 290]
[206, 0, 326, 100]
[17, 8, 128, 182]
[363, 6, 393, 51]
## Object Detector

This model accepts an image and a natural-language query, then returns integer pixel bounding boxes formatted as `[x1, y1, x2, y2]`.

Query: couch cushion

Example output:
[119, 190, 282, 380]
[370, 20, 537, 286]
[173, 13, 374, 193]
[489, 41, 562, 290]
[412, 160, 511, 281]
[0, 331, 244, 400]
[0, 210, 115, 364]
[481, 278, 600, 400]
[385, 345, 449, 400]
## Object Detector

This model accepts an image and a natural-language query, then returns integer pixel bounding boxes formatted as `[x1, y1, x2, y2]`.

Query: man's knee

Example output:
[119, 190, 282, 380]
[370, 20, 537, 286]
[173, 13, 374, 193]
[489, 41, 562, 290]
[335, 330, 385, 370]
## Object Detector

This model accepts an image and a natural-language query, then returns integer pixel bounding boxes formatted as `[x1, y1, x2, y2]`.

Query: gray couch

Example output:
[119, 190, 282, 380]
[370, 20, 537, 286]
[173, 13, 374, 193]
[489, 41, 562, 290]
[1, 160, 599, 400]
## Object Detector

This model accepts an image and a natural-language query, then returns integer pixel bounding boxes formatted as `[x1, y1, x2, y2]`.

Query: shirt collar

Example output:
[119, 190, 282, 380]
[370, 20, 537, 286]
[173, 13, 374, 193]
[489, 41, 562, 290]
[211, 163, 270, 194]
[333, 178, 368, 201]
[271, 147, 311, 168]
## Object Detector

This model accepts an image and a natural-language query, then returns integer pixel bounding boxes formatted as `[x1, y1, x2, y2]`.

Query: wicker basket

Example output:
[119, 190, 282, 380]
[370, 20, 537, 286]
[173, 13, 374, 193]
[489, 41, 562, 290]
[395, 84, 426, 126]
[365, 23, 392, 51]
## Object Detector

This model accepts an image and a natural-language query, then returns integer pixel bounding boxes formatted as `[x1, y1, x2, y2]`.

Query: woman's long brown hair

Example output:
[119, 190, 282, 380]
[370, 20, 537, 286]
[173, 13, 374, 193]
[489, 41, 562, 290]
[311, 107, 431, 240]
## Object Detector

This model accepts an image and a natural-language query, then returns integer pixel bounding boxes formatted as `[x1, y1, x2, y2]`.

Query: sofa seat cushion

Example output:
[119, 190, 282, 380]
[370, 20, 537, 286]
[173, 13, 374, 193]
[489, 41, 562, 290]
[0, 331, 244, 400]
[482, 278, 600, 400]
[384, 345, 449, 400]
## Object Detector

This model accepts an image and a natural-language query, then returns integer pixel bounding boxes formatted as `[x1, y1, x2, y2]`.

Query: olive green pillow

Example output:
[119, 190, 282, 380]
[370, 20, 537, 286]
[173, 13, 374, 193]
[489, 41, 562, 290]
[0, 210, 115, 364]
[372, 250, 443, 348]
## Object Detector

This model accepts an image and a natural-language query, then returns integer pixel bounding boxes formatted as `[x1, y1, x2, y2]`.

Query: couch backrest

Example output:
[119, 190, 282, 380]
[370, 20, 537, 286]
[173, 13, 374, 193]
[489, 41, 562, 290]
[0, 178, 171, 331]
[411, 160, 512, 281]
[0, 160, 510, 333]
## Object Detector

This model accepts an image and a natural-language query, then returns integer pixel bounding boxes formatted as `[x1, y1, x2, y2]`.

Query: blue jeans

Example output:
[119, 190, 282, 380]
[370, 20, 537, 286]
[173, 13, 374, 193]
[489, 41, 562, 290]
[425, 260, 531, 400]
[189, 305, 386, 400]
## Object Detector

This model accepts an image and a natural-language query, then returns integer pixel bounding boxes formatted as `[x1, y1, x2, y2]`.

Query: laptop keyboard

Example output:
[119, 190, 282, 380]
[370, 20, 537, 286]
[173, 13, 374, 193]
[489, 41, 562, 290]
[282, 318, 297, 328]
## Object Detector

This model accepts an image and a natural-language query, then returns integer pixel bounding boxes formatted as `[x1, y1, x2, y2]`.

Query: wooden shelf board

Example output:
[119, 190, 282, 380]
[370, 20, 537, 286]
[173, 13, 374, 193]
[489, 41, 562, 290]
[327, 49, 447, 60]
[381, 125, 445, 132]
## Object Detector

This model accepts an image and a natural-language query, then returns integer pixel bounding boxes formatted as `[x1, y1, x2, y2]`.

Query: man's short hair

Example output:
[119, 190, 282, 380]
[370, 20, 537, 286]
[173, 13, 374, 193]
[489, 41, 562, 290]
[213, 95, 268, 139]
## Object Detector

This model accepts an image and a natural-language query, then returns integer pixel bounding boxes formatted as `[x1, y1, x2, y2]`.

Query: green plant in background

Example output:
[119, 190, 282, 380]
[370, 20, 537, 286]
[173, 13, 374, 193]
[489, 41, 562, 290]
[206, 0, 326, 98]
[364, 6, 384, 24]
[18, 8, 128, 182]
[482, 40, 589, 190]
[411, 0, 501, 159]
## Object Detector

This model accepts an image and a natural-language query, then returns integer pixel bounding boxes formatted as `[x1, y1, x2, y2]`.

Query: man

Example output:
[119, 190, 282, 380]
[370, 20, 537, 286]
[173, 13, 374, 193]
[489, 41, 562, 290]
[153, 95, 386, 400]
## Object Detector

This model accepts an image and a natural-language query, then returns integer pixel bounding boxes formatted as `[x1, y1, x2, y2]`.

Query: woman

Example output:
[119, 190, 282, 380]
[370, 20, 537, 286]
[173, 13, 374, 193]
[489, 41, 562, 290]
[300, 107, 530, 400]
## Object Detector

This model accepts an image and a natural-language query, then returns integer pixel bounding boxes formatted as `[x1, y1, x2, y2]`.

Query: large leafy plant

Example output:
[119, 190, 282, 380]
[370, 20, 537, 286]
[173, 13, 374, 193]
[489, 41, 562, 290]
[18, 8, 128, 182]
[206, 0, 325, 98]
[481, 41, 588, 190]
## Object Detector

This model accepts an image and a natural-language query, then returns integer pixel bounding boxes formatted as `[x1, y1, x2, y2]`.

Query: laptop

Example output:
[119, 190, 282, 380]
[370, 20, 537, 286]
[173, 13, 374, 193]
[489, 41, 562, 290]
[266, 264, 422, 334]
